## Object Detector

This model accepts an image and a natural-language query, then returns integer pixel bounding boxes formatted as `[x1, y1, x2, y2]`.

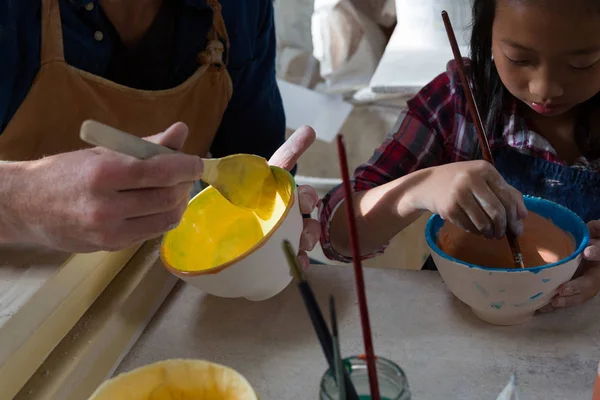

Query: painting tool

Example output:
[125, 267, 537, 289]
[330, 296, 346, 400]
[281, 240, 359, 400]
[79, 119, 276, 219]
[336, 134, 381, 400]
[441, 11, 525, 269]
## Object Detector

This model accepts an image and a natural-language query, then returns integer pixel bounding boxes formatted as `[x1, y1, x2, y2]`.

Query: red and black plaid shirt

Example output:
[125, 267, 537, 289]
[318, 59, 600, 262]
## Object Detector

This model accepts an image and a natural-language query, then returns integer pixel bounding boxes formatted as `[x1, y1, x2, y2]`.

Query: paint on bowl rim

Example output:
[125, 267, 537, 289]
[425, 195, 590, 274]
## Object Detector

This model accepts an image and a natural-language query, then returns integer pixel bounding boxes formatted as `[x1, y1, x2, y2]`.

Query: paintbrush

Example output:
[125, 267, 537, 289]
[330, 296, 347, 400]
[441, 11, 526, 269]
[281, 240, 359, 400]
[336, 134, 381, 400]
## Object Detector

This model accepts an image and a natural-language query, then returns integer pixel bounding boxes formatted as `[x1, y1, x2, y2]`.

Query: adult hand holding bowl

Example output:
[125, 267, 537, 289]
[160, 126, 320, 301]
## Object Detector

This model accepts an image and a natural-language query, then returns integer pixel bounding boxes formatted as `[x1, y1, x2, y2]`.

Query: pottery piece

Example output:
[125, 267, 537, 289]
[425, 196, 590, 326]
[161, 166, 302, 301]
[87, 359, 258, 400]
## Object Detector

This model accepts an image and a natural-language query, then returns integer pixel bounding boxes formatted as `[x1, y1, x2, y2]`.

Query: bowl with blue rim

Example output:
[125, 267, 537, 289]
[425, 195, 590, 325]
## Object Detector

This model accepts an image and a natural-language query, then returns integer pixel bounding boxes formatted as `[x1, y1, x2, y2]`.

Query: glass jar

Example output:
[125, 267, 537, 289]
[319, 355, 411, 400]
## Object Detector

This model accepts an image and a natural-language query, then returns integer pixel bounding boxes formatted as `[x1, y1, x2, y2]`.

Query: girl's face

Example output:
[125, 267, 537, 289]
[492, 0, 600, 118]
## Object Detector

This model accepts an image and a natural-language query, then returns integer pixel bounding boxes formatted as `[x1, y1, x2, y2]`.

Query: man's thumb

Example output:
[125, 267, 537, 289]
[145, 122, 189, 151]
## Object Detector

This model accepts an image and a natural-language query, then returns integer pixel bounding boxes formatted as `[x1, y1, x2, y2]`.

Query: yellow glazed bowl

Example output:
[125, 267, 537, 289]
[160, 166, 302, 301]
[87, 359, 258, 400]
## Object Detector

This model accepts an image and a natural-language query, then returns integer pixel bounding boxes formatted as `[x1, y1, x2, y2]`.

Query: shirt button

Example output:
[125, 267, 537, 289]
[85, 2, 94, 11]
[94, 31, 104, 41]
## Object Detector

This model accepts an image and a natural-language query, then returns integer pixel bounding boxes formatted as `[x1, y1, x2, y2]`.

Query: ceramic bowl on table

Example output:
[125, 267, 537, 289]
[425, 196, 590, 326]
[160, 165, 302, 301]
[87, 359, 258, 400]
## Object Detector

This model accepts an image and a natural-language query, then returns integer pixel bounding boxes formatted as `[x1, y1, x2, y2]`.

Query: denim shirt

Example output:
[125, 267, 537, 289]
[0, 0, 286, 162]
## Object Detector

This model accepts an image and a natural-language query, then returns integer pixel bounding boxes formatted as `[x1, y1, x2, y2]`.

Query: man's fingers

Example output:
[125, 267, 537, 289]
[144, 122, 190, 151]
[98, 154, 202, 190]
[299, 218, 321, 252]
[297, 250, 310, 271]
[268, 126, 316, 171]
[298, 185, 319, 214]
[118, 183, 193, 218]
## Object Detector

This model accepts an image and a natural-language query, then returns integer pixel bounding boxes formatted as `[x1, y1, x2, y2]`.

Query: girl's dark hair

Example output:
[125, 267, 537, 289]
[469, 0, 600, 160]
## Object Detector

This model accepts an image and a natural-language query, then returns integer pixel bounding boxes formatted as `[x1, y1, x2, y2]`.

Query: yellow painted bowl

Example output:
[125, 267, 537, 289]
[160, 166, 302, 301]
[87, 359, 258, 400]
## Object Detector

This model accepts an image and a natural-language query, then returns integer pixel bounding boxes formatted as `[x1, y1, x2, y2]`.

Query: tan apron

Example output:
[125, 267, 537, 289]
[0, 0, 233, 160]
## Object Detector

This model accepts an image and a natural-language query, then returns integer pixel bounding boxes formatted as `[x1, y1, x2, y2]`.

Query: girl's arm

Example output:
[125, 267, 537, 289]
[319, 61, 525, 262]
[319, 89, 452, 262]
[326, 169, 427, 258]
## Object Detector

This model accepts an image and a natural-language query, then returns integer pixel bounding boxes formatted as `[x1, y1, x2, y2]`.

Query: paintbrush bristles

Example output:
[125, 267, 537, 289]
[282, 240, 305, 281]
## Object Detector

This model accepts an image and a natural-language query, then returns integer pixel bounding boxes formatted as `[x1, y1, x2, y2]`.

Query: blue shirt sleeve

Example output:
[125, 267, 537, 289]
[0, 2, 20, 131]
[210, 0, 287, 165]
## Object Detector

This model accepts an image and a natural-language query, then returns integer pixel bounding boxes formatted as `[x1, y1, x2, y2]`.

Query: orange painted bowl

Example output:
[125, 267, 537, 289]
[87, 359, 258, 400]
[425, 196, 590, 325]
[160, 166, 302, 301]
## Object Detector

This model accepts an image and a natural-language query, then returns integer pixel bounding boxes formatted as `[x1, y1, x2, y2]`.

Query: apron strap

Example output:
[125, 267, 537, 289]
[205, 0, 230, 66]
[41, 0, 66, 64]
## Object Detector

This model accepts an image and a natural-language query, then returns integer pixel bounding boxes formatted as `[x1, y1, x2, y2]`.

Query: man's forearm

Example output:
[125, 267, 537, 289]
[0, 161, 26, 244]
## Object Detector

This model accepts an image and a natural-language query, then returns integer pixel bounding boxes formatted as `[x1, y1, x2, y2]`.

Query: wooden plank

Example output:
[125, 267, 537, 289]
[0, 243, 141, 399]
[0, 245, 70, 330]
[15, 238, 177, 400]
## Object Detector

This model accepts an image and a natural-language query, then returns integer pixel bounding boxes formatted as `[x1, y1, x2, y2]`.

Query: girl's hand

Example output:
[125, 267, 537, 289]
[540, 220, 600, 312]
[408, 160, 527, 238]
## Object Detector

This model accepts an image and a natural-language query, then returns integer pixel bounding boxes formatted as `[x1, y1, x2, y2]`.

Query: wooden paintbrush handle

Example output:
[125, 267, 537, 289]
[441, 11, 494, 164]
[506, 233, 525, 268]
[80, 120, 218, 182]
[80, 120, 178, 160]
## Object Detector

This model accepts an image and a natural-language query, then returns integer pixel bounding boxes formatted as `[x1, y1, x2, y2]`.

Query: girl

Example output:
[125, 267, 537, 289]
[319, 0, 600, 312]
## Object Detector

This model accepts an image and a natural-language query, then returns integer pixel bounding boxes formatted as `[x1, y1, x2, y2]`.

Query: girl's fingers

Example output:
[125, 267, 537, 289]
[446, 206, 480, 234]
[489, 182, 525, 237]
[472, 183, 507, 238]
[587, 220, 600, 238]
[584, 239, 600, 261]
[457, 193, 494, 238]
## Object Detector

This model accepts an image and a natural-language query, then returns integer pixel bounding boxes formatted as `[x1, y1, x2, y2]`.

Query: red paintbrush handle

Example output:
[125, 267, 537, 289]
[336, 134, 381, 400]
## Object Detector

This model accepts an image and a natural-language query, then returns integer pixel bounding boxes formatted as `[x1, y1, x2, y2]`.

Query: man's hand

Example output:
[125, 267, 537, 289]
[2, 122, 202, 252]
[268, 126, 320, 270]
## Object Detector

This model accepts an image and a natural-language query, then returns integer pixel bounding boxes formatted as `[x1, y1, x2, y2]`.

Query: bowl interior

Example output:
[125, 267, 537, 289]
[161, 166, 296, 273]
[425, 196, 590, 272]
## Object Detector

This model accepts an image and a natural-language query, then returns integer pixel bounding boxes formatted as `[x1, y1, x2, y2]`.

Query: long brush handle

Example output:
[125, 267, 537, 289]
[441, 11, 525, 269]
[336, 135, 381, 400]
[298, 283, 359, 400]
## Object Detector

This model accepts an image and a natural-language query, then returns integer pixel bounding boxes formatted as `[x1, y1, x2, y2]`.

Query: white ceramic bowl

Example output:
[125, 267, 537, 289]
[160, 166, 302, 301]
[425, 196, 590, 325]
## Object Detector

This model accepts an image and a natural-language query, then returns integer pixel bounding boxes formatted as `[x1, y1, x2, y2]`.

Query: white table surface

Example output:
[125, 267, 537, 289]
[115, 265, 600, 400]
